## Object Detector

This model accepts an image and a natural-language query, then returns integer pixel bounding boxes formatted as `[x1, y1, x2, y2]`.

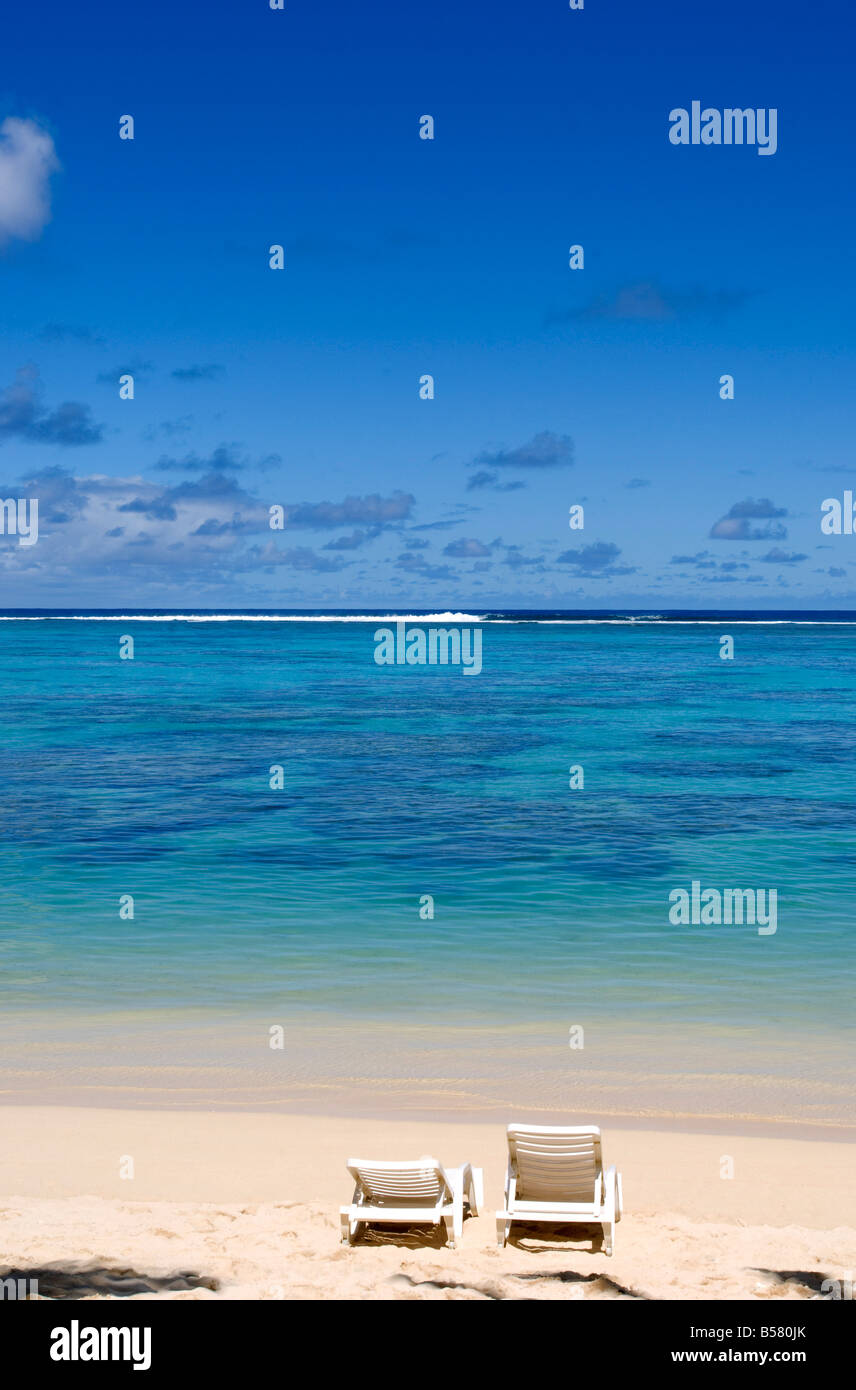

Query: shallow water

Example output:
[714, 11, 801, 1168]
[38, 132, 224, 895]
[1, 614, 853, 1124]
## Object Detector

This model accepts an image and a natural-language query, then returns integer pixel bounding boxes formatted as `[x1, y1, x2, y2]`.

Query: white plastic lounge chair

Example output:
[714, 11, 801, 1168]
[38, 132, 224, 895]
[496, 1124, 623, 1255]
[340, 1156, 483, 1248]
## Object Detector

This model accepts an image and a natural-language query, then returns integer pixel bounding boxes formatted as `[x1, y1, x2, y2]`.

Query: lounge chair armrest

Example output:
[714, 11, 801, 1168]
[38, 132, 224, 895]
[504, 1157, 515, 1202]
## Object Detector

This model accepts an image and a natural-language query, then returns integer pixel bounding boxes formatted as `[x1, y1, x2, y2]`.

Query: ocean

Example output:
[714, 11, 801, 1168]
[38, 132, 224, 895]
[0, 611, 853, 1127]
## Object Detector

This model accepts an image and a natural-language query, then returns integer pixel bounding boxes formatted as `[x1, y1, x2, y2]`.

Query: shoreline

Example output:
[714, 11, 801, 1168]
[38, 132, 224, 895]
[1, 1093, 855, 1144]
[2, 1014, 851, 1131]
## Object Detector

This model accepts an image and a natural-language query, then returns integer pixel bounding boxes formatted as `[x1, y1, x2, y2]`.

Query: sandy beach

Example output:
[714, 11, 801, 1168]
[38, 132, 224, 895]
[1, 1106, 853, 1301]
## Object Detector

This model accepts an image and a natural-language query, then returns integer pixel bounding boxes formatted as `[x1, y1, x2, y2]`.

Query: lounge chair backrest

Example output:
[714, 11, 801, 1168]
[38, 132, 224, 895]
[347, 1158, 450, 1206]
[507, 1125, 602, 1202]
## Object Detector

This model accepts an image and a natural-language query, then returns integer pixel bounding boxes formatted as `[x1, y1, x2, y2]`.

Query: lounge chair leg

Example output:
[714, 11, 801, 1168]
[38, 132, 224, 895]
[340, 1206, 365, 1245]
[496, 1214, 509, 1248]
[468, 1165, 483, 1216]
[443, 1213, 456, 1249]
[452, 1182, 466, 1243]
[602, 1221, 614, 1256]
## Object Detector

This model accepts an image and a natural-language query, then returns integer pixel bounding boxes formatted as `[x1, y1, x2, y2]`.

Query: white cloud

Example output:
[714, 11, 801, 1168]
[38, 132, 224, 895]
[0, 117, 59, 244]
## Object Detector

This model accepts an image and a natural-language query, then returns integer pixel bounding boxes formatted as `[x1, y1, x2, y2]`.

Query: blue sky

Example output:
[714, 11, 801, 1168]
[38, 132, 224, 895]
[1, 0, 854, 608]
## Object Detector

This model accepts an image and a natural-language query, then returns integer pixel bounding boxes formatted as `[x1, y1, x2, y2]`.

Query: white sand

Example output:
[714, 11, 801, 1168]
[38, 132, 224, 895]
[1, 1107, 853, 1300]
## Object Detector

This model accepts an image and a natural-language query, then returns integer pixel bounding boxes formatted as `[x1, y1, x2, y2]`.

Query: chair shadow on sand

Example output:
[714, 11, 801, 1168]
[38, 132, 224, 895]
[0, 1265, 220, 1300]
[350, 1223, 450, 1251]
[504, 1219, 610, 1256]
[349, 1218, 620, 1263]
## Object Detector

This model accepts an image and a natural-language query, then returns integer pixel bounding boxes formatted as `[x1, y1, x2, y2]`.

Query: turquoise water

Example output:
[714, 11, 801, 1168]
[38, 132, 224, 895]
[0, 615, 853, 1123]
